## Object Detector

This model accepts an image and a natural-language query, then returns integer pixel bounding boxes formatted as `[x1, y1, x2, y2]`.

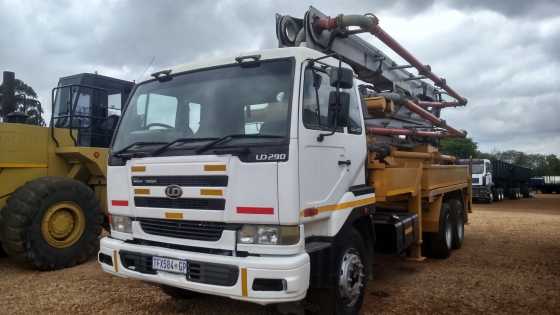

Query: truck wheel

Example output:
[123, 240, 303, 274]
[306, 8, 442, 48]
[308, 228, 367, 315]
[426, 202, 452, 259]
[0, 208, 7, 257]
[160, 285, 201, 299]
[449, 199, 464, 249]
[1, 177, 102, 270]
[487, 193, 494, 204]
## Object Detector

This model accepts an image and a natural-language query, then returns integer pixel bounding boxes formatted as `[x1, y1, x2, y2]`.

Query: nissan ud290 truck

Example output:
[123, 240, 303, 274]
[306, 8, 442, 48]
[98, 7, 471, 314]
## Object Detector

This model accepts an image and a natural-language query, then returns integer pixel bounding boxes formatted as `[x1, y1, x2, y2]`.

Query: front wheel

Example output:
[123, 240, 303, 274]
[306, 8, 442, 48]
[308, 228, 368, 315]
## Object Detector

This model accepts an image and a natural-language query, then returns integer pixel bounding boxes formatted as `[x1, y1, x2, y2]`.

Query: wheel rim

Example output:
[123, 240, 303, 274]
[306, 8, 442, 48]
[338, 248, 365, 307]
[41, 201, 85, 248]
[445, 214, 453, 249]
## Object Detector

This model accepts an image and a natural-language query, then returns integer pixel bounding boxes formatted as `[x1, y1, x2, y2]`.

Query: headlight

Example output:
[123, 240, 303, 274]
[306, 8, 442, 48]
[110, 215, 132, 233]
[237, 225, 300, 245]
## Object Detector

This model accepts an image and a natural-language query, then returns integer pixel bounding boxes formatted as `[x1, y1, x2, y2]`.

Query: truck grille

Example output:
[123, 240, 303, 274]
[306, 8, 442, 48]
[134, 197, 226, 210]
[187, 260, 239, 286]
[472, 178, 479, 184]
[120, 250, 156, 274]
[138, 218, 226, 241]
[131, 175, 228, 187]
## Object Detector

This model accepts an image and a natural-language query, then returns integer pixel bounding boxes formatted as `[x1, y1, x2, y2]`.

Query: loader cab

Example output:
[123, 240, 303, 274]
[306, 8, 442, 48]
[51, 73, 134, 148]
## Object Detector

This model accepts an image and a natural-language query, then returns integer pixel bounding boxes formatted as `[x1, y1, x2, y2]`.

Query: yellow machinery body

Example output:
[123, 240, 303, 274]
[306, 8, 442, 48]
[367, 143, 472, 259]
[0, 123, 109, 214]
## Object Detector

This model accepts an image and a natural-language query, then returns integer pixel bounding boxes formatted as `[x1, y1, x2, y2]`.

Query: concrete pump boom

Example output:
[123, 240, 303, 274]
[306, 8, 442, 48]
[276, 6, 467, 139]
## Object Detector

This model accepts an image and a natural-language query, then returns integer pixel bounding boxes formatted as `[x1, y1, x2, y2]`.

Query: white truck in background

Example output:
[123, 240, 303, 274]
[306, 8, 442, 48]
[460, 158, 532, 203]
[98, 7, 472, 314]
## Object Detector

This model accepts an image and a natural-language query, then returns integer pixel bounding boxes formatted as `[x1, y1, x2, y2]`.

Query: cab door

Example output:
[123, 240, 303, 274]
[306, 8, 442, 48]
[298, 63, 367, 222]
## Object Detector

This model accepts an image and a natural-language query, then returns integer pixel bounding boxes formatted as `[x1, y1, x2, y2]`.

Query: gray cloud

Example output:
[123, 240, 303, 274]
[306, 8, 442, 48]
[1, 0, 559, 154]
[443, 0, 560, 18]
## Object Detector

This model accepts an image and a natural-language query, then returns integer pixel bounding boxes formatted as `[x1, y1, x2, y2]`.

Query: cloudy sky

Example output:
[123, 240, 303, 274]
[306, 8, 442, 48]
[1, 0, 559, 154]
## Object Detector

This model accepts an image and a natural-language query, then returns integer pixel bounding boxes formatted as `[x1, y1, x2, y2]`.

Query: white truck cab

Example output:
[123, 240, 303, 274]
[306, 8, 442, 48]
[471, 159, 493, 187]
[99, 47, 373, 305]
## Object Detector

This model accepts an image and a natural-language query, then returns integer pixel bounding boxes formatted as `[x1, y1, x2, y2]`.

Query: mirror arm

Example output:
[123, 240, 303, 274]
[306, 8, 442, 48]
[318, 63, 342, 142]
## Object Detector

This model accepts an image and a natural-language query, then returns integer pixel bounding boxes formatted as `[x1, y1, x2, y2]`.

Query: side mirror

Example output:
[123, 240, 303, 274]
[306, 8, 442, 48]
[328, 91, 350, 127]
[329, 67, 353, 89]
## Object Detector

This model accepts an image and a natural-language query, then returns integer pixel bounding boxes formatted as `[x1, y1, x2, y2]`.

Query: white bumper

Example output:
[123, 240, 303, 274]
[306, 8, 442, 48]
[99, 237, 310, 305]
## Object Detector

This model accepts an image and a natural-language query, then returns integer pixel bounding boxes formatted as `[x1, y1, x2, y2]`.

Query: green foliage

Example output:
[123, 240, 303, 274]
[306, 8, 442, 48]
[439, 137, 478, 159]
[0, 78, 45, 126]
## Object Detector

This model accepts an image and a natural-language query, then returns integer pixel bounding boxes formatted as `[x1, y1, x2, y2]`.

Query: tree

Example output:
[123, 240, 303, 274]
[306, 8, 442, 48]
[439, 137, 478, 158]
[0, 76, 45, 126]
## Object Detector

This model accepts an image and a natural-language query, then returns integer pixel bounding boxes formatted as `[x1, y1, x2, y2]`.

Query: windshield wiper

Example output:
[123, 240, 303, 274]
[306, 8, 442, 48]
[195, 134, 285, 154]
[151, 137, 219, 156]
[112, 141, 167, 157]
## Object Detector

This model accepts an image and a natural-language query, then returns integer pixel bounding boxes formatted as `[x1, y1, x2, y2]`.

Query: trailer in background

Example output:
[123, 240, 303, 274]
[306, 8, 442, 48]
[530, 176, 560, 194]
[458, 158, 532, 203]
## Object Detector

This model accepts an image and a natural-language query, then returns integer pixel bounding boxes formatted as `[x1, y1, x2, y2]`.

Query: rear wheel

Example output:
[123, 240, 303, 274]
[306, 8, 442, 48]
[0, 208, 7, 257]
[1, 177, 102, 270]
[449, 199, 464, 249]
[160, 285, 201, 299]
[426, 201, 452, 259]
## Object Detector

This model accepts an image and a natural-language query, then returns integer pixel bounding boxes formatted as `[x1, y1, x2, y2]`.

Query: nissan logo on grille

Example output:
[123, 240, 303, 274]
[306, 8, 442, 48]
[165, 185, 183, 199]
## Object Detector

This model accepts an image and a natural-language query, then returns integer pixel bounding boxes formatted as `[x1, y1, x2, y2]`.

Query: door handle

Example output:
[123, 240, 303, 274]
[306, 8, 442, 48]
[338, 160, 351, 166]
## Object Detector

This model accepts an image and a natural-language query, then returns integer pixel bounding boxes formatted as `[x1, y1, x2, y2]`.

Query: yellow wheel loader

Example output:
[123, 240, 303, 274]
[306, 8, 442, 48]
[0, 71, 133, 270]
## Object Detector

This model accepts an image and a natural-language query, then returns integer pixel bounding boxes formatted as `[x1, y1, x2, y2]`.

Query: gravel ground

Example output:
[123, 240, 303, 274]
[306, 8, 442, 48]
[1, 194, 559, 314]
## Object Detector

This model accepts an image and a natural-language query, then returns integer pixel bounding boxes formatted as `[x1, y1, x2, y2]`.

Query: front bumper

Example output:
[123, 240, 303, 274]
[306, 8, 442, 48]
[472, 186, 491, 199]
[99, 237, 310, 305]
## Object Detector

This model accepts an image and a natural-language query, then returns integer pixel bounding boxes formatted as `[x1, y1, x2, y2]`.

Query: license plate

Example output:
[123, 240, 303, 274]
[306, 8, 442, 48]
[152, 256, 188, 274]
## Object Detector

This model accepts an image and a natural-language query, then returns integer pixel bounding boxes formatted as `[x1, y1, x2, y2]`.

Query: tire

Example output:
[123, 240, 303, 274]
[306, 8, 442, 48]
[308, 228, 368, 315]
[426, 201, 452, 259]
[487, 192, 494, 204]
[0, 207, 7, 257]
[160, 285, 201, 299]
[449, 199, 464, 250]
[1, 177, 102, 270]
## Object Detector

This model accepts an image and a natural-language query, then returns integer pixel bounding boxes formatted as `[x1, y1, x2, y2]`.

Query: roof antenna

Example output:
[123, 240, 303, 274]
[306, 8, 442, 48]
[137, 56, 156, 82]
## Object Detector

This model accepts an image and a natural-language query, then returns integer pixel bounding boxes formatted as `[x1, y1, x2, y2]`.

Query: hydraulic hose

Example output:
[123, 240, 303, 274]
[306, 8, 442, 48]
[316, 14, 468, 105]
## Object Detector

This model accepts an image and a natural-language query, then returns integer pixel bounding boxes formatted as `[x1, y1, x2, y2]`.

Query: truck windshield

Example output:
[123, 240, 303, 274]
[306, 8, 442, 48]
[472, 164, 484, 174]
[112, 59, 293, 154]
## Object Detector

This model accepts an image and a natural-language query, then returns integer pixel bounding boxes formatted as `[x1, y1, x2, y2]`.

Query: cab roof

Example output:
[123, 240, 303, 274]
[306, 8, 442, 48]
[139, 47, 349, 84]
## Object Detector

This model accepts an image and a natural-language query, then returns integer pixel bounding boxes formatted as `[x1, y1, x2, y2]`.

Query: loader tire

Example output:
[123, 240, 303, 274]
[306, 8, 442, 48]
[449, 199, 464, 250]
[1, 177, 102, 270]
[425, 201, 452, 259]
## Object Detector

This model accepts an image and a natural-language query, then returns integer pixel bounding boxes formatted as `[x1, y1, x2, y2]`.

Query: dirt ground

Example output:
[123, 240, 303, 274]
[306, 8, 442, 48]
[1, 194, 559, 314]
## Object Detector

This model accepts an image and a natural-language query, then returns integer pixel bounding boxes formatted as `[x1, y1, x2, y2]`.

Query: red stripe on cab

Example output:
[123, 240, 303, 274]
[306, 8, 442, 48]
[236, 207, 274, 215]
[111, 200, 129, 206]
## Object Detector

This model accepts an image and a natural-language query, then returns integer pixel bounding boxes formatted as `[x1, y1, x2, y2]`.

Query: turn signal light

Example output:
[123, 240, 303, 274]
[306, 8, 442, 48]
[303, 207, 319, 217]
